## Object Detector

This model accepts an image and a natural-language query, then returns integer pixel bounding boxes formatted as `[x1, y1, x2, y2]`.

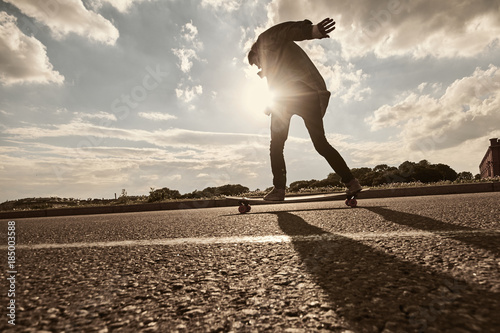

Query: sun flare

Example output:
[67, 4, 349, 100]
[242, 77, 275, 115]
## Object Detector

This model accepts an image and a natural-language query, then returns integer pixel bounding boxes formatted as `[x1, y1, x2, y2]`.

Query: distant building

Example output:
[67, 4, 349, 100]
[480, 138, 500, 178]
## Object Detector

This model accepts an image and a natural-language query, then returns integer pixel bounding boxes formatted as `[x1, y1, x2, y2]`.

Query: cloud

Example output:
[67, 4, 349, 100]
[96, 0, 153, 13]
[366, 65, 500, 150]
[172, 48, 199, 73]
[0, 12, 64, 85]
[3, 117, 268, 152]
[265, 0, 500, 59]
[172, 21, 205, 105]
[138, 112, 177, 121]
[0, 110, 14, 116]
[1, 108, 273, 194]
[0, 138, 268, 198]
[0, 143, 170, 199]
[75, 111, 117, 122]
[201, 0, 241, 12]
[0, 116, 272, 196]
[302, 44, 371, 103]
[181, 21, 203, 50]
[172, 21, 204, 73]
[175, 84, 203, 104]
[5, 0, 119, 45]
[2, 120, 263, 165]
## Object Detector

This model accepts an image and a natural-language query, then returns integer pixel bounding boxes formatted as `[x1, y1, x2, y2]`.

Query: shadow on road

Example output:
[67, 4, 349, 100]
[365, 206, 500, 257]
[275, 211, 500, 332]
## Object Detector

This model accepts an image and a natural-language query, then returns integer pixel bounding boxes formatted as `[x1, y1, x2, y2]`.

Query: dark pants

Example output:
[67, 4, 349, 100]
[270, 88, 353, 189]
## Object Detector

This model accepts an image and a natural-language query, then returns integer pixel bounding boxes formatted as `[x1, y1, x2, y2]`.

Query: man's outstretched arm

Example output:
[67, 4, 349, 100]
[259, 18, 336, 45]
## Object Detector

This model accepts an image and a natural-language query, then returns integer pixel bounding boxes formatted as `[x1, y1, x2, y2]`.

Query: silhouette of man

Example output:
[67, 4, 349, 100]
[248, 18, 361, 200]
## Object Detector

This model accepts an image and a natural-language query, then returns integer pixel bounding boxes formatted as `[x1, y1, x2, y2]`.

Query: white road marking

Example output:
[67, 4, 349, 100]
[10, 229, 500, 250]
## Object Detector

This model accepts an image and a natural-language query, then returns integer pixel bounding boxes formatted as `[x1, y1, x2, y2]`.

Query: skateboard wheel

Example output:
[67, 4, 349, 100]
[238, 204, 248, 214]
[246, 205, 251, 213]
[345, 198, 357, 208]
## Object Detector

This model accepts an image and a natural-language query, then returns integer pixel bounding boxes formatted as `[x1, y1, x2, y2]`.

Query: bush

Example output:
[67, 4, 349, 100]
[148, 187, 181, 202]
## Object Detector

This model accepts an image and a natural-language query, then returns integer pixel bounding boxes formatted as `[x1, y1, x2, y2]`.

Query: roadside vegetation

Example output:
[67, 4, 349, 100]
[2, 160, 498, 212]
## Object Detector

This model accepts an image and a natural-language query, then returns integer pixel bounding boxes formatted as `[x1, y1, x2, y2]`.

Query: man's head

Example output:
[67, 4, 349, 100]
[248, 42, 260, 68]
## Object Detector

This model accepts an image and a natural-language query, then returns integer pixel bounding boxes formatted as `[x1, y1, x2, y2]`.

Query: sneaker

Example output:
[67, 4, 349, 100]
[263, 187, 286, 201]
[345, 178, 362, 197]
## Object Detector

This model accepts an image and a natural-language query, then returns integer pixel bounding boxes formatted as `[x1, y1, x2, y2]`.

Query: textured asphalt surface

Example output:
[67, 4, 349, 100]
[1, 192, 499, 332]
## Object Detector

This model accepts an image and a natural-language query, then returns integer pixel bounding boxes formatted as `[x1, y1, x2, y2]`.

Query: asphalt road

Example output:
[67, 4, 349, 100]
[1, 192, 499, 332]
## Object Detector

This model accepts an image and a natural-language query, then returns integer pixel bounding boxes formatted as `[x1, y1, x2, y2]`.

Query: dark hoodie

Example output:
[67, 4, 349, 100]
[251, 20, 331, 114]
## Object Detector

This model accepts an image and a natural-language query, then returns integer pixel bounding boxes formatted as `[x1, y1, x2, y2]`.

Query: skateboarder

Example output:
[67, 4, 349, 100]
[248, 18, 361, 201]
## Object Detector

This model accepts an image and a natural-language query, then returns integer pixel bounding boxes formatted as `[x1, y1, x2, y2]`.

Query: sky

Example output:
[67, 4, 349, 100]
[0, 0, 499, 202]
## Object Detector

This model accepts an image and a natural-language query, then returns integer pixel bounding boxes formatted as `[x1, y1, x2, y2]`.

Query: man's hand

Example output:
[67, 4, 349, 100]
[312, 18, 335, 39]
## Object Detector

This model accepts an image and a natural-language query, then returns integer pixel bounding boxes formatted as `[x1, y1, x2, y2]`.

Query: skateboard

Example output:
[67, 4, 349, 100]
[225, 189, 369, 214]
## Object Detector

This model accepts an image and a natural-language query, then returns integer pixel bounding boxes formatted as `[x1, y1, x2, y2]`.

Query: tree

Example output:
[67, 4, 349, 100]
[398, 161, 416, 179]
[148, 187, 181, 202]
[326, 173, 342, 185]
[351, 167, 373, 186]
[373, 164, 390, 173]
[434, 163, 457, 181]
[289, 180, 317, 192]
[418, 159, 431, 167]
[186, 184, 250, 198]
[214, 184, 249, 196]
[457, 171, 473, 181]
[379, 168, 406, 185]
[413, 165, 442, 183]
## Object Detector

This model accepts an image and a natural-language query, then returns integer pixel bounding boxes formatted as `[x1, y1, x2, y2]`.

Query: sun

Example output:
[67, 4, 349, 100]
[242, 76, 275, 115]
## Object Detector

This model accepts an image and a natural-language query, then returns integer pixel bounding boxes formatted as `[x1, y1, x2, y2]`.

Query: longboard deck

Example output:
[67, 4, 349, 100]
[225, 188, 369, 205]
[226, 189, 369, 213]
